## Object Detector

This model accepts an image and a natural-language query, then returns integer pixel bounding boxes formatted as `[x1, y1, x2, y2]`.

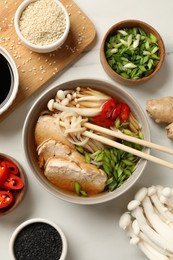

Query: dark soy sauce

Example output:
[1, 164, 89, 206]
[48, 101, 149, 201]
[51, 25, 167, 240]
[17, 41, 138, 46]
[0, 53, 14, 105]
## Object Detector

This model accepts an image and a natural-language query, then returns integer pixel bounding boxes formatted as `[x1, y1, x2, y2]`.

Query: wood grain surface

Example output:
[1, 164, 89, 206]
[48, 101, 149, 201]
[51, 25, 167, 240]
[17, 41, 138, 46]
[0, 0, 96, 121]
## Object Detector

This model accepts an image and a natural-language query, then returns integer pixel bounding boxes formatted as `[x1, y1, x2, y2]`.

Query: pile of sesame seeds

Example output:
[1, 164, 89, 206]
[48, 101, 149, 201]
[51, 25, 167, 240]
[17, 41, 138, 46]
[19, 0, 67, 46]
[0, 0, 89, 88]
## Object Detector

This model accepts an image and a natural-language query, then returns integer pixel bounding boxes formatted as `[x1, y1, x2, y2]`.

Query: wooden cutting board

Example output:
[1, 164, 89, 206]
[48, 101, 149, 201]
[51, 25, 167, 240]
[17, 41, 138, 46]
[0, 0, 96, 121]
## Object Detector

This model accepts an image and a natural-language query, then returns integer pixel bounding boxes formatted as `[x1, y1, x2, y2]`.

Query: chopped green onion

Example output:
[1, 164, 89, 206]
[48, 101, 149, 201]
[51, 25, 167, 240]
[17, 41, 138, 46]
[85, 152, 91, 164]
[74, 181, 81, 195]
[74, 181, 88, 197]
[105, 27, 160, 79]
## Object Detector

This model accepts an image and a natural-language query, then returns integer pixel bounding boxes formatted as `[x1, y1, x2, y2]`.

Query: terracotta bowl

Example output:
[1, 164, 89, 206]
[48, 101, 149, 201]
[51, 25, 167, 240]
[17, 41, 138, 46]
[100, 20, 165, 86]
[23, 79, 150, 205]
[0, 153, 26, 216]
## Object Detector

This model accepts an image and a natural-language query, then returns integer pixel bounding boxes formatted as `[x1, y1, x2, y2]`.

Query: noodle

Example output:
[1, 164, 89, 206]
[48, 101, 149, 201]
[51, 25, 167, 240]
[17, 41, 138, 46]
[54, 111, 90, 146]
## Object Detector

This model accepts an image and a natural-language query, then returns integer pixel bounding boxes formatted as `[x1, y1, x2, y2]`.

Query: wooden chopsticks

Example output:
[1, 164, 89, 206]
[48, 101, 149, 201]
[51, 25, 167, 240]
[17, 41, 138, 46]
[83, 130, 173, 170]
[83, 123, 173, 170]
[59, 120, 173, 169]
[85, 122, 173, 155]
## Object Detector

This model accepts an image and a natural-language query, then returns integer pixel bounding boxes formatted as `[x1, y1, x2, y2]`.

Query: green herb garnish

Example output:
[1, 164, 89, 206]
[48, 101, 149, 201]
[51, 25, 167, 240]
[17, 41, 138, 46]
[105, 27, 160, 79]
[74, 181, 88, 197]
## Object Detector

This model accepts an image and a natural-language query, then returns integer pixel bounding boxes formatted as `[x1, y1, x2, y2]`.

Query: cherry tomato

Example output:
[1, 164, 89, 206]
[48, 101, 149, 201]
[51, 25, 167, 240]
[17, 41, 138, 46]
[111, 103, 122, 120]
[119, 103, 130, 123]
[0, 160, 19, 175]
[0, 164, 9, 187]
[0, 191, 14, 209]
[101, 99, 117, 118]
[93, 115, 115, 127]
[2, 173, 24, 190]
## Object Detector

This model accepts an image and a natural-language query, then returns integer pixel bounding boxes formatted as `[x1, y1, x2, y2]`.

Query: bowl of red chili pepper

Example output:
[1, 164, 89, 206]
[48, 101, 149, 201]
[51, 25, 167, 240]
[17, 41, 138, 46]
[0, 153, 26, 216]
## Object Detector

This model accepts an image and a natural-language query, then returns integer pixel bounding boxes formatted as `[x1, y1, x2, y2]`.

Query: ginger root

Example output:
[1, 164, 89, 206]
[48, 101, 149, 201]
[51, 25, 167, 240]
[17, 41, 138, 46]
[166, 122, 173, 139]
[146, 96, 173, 123]
[146, 96, 173, 139]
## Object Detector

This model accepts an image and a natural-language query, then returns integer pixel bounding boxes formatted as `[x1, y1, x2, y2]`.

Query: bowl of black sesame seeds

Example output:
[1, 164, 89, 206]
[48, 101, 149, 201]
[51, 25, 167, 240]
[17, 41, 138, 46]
[14, 0, 70, 53]
[9, 218, 67, 260]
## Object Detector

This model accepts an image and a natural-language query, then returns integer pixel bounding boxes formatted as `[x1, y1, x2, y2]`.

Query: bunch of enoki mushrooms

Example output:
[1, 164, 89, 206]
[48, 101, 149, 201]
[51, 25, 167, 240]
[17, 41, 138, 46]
[119, 186, 173, 260]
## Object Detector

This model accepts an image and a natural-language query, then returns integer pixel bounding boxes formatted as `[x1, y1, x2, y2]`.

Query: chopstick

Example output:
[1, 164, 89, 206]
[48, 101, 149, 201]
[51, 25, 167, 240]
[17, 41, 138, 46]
[59, 121, 173, 169]
[84, 122, 173, 155]
[83, 130, 173, 170]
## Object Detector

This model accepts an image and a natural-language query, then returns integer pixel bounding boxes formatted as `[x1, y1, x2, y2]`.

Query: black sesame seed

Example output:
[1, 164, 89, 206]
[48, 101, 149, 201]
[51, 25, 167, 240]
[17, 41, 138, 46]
[13, 222, 63, 260]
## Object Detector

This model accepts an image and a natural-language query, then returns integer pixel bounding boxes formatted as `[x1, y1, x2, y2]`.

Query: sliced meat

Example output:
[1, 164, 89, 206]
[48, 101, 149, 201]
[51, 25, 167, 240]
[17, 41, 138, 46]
[35, 114, 74, 148]
[44, 156, 107, 194]
[37, 139, 71, 167]
[35, 114, 107, 195]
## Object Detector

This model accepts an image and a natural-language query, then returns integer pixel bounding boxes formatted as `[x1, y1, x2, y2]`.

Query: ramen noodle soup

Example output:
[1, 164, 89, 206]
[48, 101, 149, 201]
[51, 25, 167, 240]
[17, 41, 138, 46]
[34, 87, 144, 196]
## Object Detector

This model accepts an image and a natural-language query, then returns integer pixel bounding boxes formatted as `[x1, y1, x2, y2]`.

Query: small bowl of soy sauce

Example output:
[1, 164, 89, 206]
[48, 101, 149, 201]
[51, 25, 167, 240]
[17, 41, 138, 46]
[9, 218, 68, 260]
[0, 46, 19, 115]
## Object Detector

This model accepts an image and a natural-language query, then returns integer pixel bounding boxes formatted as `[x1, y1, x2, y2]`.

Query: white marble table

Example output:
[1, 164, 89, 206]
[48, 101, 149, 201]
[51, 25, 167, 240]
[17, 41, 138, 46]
[1, 0, 173, 259]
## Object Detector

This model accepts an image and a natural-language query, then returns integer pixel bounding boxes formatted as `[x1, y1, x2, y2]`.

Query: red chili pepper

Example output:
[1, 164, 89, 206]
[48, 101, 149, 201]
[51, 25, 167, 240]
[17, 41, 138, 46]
[2, 173, 24, 190]
[0, 161, 19, 175]
[119, 103, 130, 123]
[93, 115, 115, 127]
[111, 103, 122, 120]
[0, 164, 9, 187]
[101, 99, 117, 118]
[0, 191, 14, 209]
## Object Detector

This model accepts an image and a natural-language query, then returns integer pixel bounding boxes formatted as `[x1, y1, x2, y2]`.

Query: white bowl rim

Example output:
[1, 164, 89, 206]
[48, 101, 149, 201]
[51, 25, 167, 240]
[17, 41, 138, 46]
[14, 0, 70, 53]
[9, 217, 67, 260]
[22, 78, 151, 205]
[0, 46, 19, 115]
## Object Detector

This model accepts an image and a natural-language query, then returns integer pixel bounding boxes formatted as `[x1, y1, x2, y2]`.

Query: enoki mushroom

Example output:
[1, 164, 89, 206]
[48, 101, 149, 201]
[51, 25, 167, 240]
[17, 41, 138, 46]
[119, 186, 173, 259]
[54, 111, 104, 153]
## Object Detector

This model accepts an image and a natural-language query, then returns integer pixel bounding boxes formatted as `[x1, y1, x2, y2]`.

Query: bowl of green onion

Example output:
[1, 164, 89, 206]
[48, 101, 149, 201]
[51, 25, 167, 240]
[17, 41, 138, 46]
[100, 20, 165, 86]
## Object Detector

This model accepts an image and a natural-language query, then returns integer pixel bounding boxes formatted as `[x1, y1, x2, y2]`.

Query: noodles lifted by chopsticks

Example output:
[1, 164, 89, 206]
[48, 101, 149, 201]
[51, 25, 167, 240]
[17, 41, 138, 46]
[55, 111, 88, 145]
[54, 111, 104, 153]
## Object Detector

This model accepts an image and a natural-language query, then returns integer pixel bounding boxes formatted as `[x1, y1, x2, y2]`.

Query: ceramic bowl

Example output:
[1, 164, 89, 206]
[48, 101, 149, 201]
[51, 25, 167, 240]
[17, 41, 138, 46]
[100, 19, 165, 86]
[22, 79, 150, 205]
[0, 46, 19, 115]
[14, 0, 70, 53]
[0, 153, 26, 216]
[9, 218, 67, 260]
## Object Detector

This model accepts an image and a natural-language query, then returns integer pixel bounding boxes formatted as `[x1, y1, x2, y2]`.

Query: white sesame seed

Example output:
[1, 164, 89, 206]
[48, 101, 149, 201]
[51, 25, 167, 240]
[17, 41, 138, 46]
[19, 0, 67, 46]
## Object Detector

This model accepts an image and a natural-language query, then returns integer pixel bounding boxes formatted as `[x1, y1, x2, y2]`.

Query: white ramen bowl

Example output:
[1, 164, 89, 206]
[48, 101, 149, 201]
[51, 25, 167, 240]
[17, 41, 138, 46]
[22, 79, 151, 205]
[14, 0, 70, 53]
